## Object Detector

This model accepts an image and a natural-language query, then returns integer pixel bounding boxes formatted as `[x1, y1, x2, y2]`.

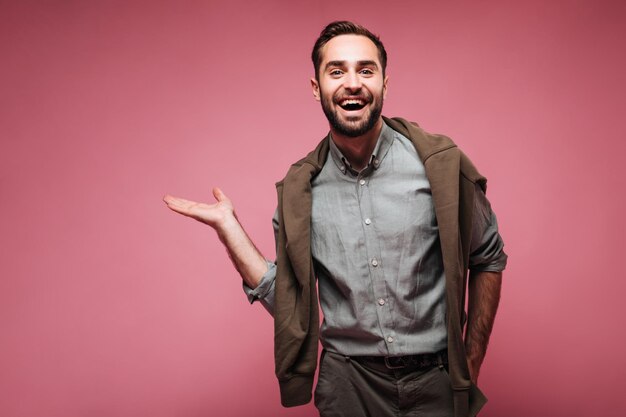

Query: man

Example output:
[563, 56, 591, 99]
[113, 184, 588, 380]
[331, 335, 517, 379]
[164, 21, 507, 417]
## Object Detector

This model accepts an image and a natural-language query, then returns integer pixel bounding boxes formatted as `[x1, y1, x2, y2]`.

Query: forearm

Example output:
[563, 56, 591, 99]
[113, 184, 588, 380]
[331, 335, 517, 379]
[464, 270, 502, 383]
[163, 190, 269, 289]
[216, 214, 268, 289]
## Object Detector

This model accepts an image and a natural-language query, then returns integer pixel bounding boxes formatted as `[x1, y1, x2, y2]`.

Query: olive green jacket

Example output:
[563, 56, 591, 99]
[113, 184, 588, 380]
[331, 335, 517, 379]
[273, 116, 488, 417]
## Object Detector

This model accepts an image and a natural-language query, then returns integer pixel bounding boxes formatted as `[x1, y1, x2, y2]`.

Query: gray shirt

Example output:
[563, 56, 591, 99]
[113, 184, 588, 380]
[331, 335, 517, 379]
[245, 122, 507, 356]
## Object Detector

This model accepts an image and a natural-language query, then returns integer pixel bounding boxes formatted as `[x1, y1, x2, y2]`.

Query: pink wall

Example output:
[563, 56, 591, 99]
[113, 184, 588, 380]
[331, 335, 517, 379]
[1, 1, 625, 416]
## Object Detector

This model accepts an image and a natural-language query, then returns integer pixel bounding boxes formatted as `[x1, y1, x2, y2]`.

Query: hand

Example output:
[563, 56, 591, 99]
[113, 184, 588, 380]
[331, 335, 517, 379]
[163, 187, 235, 230]
[164, 187, 268, 289]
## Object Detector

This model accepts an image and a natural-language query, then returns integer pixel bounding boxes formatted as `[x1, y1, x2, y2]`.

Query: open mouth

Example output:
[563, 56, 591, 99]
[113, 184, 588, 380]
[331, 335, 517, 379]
[339, 99, 367, 111]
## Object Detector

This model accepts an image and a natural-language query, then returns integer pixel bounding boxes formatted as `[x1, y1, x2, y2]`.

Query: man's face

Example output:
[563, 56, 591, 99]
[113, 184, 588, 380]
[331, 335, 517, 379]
[312, 34, 388, 138]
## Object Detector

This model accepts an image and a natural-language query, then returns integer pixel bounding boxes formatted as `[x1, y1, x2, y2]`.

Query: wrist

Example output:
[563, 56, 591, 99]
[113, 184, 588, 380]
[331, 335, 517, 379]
[215, 211, 241, 238]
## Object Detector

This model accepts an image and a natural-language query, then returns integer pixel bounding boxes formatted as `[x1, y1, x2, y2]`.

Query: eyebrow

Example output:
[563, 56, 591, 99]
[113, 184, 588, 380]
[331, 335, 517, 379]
[324, 60, 379, 71]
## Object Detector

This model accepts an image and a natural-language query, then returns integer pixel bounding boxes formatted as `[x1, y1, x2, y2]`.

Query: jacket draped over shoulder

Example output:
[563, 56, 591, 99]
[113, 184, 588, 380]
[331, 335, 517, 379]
[273, 116, 488, 417]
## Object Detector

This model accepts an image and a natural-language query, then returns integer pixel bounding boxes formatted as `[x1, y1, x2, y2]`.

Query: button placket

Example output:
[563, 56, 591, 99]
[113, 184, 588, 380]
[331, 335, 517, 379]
[355, 168, 394, 356]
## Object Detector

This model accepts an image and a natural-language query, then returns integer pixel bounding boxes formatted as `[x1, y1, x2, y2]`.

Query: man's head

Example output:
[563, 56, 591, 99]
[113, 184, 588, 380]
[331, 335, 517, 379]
[311, 21, 389, 138]
[311, 21, 387, 81]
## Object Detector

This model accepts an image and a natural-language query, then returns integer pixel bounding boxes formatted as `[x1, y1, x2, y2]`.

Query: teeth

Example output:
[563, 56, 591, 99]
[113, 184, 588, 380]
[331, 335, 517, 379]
[340, 99, 364, 105]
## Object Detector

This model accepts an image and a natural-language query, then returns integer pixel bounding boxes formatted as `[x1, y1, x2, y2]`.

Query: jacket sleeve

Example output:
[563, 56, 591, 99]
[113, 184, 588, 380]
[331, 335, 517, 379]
[273, 177, 319, 407]
[468, 183, 508, 272]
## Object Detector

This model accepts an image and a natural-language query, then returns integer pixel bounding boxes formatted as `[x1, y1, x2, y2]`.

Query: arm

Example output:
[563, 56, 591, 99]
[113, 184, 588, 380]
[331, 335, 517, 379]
[465, 183, 507, 383]
[163, 187, 268, 289]
[464, 270, 502, 384]
[241, 210, 280, 315]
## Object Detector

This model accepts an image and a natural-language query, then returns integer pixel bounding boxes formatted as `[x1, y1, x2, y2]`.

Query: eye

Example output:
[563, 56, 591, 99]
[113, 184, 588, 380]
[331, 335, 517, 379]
[330, 69, 343, 76]
[360, 69, 374, 75]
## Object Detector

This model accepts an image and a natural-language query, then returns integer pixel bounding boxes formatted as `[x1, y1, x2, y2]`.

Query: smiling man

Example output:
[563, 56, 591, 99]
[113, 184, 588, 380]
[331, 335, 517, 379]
[164, 21, 507, 417]
[315, 33, 386, 140]
[312, 33, 387, 173]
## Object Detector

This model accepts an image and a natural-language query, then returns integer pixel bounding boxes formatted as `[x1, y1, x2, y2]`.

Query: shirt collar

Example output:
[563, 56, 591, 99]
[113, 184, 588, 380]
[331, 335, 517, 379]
[328, 121, 394, 176]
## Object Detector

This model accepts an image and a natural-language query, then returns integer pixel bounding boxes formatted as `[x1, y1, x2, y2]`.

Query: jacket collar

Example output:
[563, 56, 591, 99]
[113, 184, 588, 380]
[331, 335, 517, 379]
[297, 116, 457, 169]
[382, 116, 457, 162]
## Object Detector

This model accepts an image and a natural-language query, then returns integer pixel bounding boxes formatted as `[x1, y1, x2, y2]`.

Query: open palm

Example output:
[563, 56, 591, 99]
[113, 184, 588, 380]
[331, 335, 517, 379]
[163, 187, 234, 228]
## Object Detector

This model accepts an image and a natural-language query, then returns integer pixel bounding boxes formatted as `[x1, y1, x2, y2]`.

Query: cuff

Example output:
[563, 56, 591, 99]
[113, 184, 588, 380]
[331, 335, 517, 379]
[469, 251, 508, 273]
[278, 374, 314, 407]
[242, 261, 276, 303]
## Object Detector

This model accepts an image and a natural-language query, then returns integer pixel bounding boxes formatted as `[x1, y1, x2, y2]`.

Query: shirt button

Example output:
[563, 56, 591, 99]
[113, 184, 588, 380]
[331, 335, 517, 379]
[371, 258, 379, 267]
[359, 179, 366, 186]
[373, 158, 380, 167]
[340, 166, 346, 172]
[364, 218, 371, 225]
[387, 336, 394, 343]
[377, 298, 385, 306]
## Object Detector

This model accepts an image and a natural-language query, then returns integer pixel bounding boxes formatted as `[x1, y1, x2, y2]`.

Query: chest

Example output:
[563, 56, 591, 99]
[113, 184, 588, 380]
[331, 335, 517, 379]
[310, 142, 438, 261]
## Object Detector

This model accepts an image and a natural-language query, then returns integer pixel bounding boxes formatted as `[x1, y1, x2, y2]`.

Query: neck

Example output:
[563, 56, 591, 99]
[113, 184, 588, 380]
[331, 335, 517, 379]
[330, 117, 383, 171]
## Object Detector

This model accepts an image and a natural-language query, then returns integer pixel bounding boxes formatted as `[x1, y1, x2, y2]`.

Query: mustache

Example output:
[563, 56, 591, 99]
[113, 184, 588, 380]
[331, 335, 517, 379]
[333, 93, 371, 103]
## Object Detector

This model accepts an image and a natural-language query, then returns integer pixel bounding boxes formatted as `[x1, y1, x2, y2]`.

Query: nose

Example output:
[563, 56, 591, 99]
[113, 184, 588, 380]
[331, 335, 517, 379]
[343, 70, 362, 92]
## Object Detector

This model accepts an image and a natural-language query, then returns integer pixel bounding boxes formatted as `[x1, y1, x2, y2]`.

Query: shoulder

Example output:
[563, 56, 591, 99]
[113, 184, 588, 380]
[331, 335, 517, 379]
[384, 115, 486, 189]
[383, 116, 457, 161]
[459, 150, 487, 190]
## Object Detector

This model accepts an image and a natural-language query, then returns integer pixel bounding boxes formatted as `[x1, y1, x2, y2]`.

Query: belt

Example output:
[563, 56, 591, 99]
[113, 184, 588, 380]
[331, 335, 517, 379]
[349, 349, 448, 370]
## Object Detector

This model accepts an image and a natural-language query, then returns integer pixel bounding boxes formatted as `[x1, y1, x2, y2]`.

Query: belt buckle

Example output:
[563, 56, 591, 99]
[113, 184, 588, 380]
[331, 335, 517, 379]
[384, 356, 408, 369]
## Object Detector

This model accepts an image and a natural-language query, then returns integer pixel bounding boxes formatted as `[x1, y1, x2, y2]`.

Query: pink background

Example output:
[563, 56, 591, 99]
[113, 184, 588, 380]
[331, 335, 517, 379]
[1, 1, 625, 416]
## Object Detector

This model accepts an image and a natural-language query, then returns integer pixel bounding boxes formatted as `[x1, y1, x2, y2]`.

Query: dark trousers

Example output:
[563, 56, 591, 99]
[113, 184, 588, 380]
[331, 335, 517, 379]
[314, 350, 455, 417]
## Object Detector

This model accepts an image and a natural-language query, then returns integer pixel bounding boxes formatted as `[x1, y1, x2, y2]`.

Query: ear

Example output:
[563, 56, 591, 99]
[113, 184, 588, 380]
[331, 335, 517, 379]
[383, 74, 389, 99]
[310, 77, 321, 101]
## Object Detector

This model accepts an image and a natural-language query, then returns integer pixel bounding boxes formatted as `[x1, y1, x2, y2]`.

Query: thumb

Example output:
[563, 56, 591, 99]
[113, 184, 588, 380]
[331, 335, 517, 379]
[212, 187, 227, 202]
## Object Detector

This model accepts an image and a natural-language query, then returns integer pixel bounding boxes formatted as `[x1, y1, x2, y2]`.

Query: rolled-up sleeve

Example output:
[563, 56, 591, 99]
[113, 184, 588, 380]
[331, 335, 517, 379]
[469, 183, 508, 272]
[241, 208, 279, 315]
[242, 260, 276, 315]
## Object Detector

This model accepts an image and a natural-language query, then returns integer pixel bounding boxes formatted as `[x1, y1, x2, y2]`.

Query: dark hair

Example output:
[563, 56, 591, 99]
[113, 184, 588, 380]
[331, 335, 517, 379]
[312, 21, 387, 80]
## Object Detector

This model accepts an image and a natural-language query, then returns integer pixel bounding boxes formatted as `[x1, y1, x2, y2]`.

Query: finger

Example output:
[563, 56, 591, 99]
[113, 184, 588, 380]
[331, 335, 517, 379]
[166, 204, 192, 217]
[164, 194, 191, 203]
[164, 201, 192, 216]
[213, 187, 227, 202]
[163, 194, 182, 205]
[163, 195, 197, 215]
[164, 194, 191, 207]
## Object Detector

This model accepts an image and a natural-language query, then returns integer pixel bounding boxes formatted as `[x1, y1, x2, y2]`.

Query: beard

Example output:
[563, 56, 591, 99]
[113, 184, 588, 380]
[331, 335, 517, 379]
[320, 87, 384, 138]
